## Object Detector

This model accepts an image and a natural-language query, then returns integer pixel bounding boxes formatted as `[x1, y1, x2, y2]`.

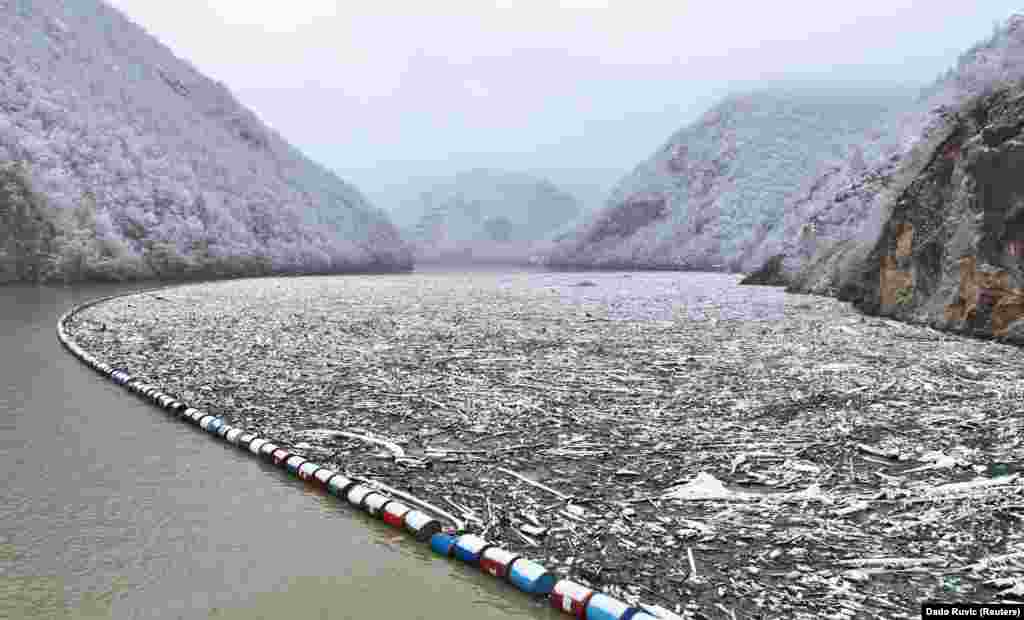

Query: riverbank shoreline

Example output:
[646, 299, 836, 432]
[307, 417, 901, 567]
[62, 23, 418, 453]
[62, 271, 1024, 619]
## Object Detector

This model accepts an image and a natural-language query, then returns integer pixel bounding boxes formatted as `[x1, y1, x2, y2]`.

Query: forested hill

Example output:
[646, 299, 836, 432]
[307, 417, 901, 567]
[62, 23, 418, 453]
[540, 90, 914, 271]
[0, 0, 411, 283]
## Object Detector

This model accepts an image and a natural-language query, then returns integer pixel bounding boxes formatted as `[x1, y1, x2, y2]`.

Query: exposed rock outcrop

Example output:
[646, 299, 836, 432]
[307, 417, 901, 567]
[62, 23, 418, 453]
[0, 0, 411, 283]
[798, 85, 1024, 343]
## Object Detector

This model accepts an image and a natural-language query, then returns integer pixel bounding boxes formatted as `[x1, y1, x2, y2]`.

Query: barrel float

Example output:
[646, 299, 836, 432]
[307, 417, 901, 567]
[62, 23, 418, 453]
[453, 534, 490, 565]
[480, 547, 520, 579]
[362, 493, 391, 516]
[403, 510, 443, 542]
[167, 400, 184, 412]
[346, 484, 374, 508]
[297, 461, 320, 481]
[327, 475, 354, 498]
[236, 432, 257, 448]
[198, 415, 217, 431]
[509, 558, 556, 595]
[248, 438, 270, 455]
[313, 468, 337, 487]
[628, 614, 658, 620]
[205, 418, 225, 435]
[550, 580, 594, 618]
[182, 407, 198, 420]
[430, 532, 458, 557]
[585, 594, 635, 620]
[258, 443, 279, 459]
[225, 428, 246, 444]
[284, 455, 306, 475]
[381, 501, 411, 529]
[216, 424, 233, 439]
[271, 448, 291, 466]
[189, 410, 207, 424]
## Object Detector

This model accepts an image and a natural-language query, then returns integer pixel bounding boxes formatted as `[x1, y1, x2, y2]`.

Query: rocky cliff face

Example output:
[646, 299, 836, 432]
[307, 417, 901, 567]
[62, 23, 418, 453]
[753, 14, 1024, 288]
[797, 85, 1024, 343]
[540, 91, 912, 271]
[0, 0, 411, 283]
[406, 169, 580, 264]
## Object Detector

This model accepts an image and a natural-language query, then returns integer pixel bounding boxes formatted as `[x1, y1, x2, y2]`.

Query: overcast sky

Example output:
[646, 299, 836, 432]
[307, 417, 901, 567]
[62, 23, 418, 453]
[106, 1, 1023, 206]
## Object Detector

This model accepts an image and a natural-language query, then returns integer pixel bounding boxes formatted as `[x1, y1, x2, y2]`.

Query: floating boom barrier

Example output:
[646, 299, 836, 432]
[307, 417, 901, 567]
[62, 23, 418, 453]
[56, 289, 666, 620]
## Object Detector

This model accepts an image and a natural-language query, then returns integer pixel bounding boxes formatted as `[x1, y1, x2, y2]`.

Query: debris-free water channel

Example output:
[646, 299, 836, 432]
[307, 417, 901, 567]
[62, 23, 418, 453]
[0, 281, 563, 619]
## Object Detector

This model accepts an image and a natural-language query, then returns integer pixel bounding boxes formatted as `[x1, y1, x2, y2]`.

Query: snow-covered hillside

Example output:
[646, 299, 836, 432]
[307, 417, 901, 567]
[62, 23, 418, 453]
[406, 169, 581, 264]
[540, 90, 913, 271]
[0, 0, 411, 283]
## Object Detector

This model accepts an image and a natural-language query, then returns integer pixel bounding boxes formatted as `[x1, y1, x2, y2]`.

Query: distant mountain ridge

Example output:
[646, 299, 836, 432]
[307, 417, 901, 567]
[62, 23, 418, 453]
[405, 168, 581, 264]
[540, 89, 913, 271]
[0, 0, 410, 283]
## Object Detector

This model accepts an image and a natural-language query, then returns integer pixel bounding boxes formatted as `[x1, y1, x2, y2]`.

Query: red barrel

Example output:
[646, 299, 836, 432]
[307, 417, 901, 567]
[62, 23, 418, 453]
[297, 461, 320, 481]
[271, 448, 291, 466]
[480, 547, 520, 579]
[382, 501, 411, 528]
[550, 580, 594, 618]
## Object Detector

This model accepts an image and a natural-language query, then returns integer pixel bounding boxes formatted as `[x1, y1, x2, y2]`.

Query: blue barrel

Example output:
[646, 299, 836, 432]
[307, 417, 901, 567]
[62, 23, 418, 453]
[403, 510, 443, 542]
[198, 415, 217, 431]
[327, 475, 354, 497]
[585, 594, 634, 620]
[284, 455, 306, 475]
[430, 533, 457, 557]
[509, 558, 556, 595]
[205, 418, 225, 435]
[453, 534, 489, 565]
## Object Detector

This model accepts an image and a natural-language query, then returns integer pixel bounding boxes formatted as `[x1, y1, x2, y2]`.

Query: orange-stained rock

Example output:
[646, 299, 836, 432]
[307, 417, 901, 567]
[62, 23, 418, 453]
[895, 222, 914, 258]
[879, 255, 914, 310]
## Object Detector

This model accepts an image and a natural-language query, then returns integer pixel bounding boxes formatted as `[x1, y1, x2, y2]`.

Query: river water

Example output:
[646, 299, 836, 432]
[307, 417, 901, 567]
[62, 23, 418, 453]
[0, 280, 566, 619]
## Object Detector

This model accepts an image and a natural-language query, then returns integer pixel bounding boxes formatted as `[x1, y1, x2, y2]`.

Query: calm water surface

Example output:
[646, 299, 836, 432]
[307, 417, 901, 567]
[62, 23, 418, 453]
[0, 279, 565, 620]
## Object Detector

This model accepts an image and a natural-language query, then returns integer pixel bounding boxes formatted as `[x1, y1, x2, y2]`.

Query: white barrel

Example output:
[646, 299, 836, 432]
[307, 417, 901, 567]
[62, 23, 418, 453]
[362, 493, 391, 516]
[403, 510, 443, 542]
[346, 484, 374, 507]
[327, 475, 353, 497]
[225, 428, 246, 444]
[189, 410, 207, 423]
[199, 416, 217, 431]
[284, 455, 306, 474]
[259, 443, 279, 458]
[216, 424, 233, 438]
[313, 468, 337, 486]
[297, 461, 320, 481]
[249, 438, 269, 455]
[236, 432, 257, 448]
[550, 580, 594, 618]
